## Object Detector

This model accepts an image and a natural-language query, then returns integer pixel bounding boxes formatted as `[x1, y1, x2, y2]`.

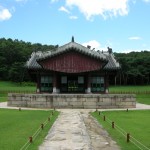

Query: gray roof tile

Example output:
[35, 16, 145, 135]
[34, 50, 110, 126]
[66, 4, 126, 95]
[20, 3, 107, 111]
[26, 52, 42, 69]
[26, 41, 120, 70]
[38, 42, 107, 61]
[103, 53, 120, 70]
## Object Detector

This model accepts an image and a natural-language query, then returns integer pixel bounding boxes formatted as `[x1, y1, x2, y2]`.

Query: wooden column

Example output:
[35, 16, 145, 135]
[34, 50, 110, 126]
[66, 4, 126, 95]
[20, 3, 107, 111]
[105, 72, 109, 93]
[53, 72, 60, 93]
[86, 73, 91, 93]
[53, 72, 57, 93]
[36, 72, 40, 93]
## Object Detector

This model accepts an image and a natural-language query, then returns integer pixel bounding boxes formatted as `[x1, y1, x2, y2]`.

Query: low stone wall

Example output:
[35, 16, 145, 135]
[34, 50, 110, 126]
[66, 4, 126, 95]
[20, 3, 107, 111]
[7, 93, 136, 109]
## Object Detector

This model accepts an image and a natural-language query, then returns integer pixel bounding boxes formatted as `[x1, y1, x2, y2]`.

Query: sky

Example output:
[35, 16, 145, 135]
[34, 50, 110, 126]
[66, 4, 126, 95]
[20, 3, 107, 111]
[0, 0, 150, 53]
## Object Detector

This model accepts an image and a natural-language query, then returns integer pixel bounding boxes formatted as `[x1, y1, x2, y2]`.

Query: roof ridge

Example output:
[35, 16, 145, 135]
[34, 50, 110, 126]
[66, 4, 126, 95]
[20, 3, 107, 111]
[26, 52, 36, 68]
[37, 41, 108, 61]
[26, 52, 42, 69]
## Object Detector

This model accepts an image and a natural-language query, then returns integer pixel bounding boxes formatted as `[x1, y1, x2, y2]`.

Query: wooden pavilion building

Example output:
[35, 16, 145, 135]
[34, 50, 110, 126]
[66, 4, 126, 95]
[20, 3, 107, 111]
[8, 38, 136, 109]
[26, 37, 120, 94]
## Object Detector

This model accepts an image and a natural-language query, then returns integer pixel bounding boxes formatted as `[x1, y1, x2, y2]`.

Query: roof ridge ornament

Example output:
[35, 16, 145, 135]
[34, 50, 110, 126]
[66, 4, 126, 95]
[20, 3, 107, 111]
[107, 47, 112, 54]
[71, 36, 74, 42]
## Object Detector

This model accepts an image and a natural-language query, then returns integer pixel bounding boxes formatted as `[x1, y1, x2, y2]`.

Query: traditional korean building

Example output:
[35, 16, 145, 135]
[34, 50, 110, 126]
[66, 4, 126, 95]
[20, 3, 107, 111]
[8, 38, 136, 109]
[26, 37, 120, 94]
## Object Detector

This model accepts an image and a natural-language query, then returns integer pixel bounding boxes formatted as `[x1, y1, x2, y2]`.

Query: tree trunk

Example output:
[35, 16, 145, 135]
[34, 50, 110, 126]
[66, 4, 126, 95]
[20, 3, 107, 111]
[120, 73, 122, 85]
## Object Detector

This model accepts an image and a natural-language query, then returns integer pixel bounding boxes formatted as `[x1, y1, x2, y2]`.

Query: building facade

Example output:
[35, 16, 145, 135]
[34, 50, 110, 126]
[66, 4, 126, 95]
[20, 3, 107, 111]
[26, 37, 120, 94]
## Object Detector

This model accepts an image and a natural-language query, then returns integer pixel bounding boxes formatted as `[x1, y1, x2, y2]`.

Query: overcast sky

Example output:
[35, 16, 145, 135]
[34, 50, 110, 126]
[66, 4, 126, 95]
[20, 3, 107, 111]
[0, 0, 150, 53]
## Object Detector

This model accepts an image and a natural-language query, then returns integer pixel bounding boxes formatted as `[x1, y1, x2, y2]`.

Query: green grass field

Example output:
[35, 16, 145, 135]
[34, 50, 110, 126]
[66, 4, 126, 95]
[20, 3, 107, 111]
[0, 109, 59, 150]
[136, 94, 150, 105]
[0, 81, 36, 93]
[0, 93, 7, 102]
[109, 85, 150, 93]
[109, 86, 150, 105]
[92, 110, 150, 150]
[0, 81, 36, 102]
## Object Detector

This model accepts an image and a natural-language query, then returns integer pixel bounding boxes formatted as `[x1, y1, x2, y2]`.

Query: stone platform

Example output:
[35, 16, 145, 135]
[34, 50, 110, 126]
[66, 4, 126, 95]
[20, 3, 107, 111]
[8, 93, 136, 109]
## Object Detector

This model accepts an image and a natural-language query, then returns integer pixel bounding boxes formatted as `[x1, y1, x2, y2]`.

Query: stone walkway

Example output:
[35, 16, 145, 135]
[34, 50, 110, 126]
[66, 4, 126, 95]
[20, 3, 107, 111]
[39, 110, 120, 150]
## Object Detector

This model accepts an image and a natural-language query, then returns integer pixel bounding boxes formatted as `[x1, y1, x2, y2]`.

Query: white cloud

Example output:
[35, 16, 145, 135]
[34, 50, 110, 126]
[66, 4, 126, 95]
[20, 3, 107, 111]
[58, 6, 70, 14]
[131, 0, 150, 3]
[69, 15, 78, 19]
[82, 40, 117, 52]
[0, 7, 12, 21]
[65, 0, 129, 20]
[143, 0, 150, 2]
[128, 36, 142, 40]
[82, 40, 101, 50]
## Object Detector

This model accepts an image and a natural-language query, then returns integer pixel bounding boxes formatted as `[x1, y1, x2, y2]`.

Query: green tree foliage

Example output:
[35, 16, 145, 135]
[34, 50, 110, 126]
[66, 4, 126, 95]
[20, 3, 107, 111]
[0, 38, 57, 82]
[114, 51, 150, 85]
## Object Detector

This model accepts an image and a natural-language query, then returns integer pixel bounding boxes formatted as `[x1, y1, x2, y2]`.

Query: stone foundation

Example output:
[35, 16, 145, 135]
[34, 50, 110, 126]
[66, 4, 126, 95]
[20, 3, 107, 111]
[7, 93, 136, 109]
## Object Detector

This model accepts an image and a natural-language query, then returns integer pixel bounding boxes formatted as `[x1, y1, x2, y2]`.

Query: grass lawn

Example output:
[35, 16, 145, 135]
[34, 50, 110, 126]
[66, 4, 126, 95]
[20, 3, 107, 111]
[110, 86, 150, 105]
[136, 94, 150, 105]
[109, 85, 150, 93]
[0, 81, 36, 93]
[0, 109, 59, 150]
[0, 81, 36, 102]
[0, 93, 7, 102]
[92, 110, 150, 150]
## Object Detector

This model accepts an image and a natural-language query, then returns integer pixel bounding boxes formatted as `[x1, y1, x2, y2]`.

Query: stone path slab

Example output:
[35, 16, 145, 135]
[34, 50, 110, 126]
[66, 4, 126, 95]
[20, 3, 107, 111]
[39, 110, 92, 150]
[39, 110, 120, 150]
[81, 110, 119, 150]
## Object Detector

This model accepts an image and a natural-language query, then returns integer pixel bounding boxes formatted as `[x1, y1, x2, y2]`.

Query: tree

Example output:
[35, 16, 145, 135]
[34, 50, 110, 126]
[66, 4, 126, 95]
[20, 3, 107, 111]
[0, 38, 56, 82]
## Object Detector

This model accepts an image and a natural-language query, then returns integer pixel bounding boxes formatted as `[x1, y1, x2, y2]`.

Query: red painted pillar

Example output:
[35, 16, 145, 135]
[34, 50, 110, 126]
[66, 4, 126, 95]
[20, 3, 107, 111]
[86, 73, 91, 93]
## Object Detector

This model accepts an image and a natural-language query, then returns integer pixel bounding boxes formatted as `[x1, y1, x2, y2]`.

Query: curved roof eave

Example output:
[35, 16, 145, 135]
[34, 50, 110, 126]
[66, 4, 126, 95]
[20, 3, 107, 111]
[37, 42, 108, 62]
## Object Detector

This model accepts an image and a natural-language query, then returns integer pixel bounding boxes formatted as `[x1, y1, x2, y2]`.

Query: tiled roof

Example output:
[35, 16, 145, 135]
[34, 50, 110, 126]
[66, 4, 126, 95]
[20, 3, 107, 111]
[26, 52, 43, 69]
[103, 52, 120, 70]
[26, 41, 120, 70]
[38, 42, 107, 61]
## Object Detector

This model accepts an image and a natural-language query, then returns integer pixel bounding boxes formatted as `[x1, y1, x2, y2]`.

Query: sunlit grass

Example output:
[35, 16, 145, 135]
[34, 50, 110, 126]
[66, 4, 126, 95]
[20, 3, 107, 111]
[92, 110, 150, 150]
[0, 109, 59, 150]
[109, 85, 150, 93]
